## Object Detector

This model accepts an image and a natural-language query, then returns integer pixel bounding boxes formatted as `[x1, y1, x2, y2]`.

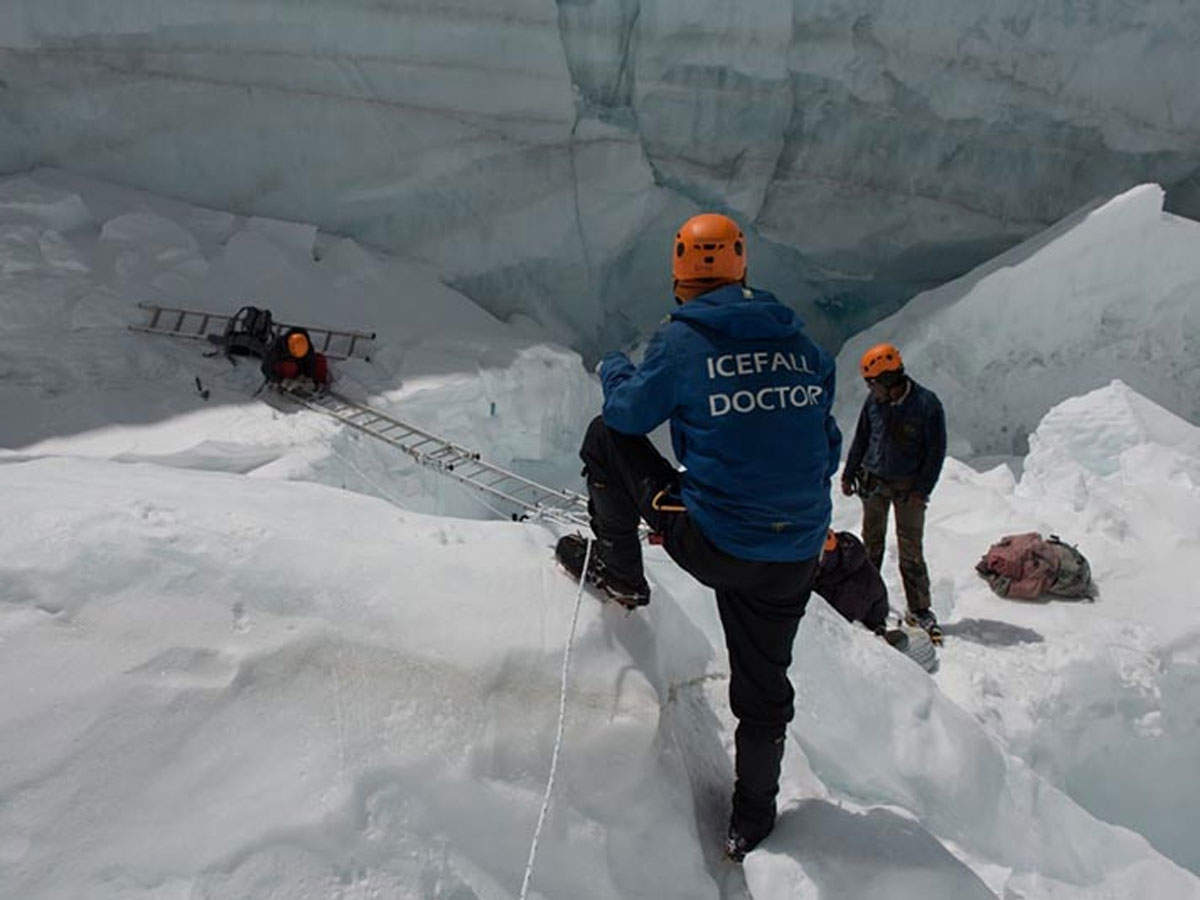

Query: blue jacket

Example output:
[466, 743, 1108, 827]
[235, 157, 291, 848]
[844, 378, 946, 497]
[600, 284, 841, 562]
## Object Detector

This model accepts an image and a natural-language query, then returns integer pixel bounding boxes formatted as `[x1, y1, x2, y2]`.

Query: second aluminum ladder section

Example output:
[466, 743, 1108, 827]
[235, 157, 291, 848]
[282, 387, 591, 530]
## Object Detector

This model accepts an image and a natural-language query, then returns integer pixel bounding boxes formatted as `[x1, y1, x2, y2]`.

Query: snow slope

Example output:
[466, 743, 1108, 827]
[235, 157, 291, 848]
[836, 184, 1200, 457]
[2, 171, 1199, 898]
[0, 167, 600, 516]
[4, 396, 1199, 898]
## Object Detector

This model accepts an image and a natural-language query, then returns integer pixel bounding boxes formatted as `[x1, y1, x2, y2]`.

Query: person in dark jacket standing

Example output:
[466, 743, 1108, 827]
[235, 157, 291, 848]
[556, 212, 841, 862]
[841, 343, 946, 642]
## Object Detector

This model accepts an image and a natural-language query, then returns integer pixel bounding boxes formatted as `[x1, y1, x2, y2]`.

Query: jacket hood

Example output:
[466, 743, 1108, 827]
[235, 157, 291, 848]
[671, 284, 801, 340]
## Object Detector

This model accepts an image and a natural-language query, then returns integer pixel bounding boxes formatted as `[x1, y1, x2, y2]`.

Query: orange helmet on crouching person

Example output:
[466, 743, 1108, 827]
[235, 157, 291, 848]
[824, 529, 838, 554]
[286, 331, 311, 359]
[672, 213, 746, 302]
[859, 342, 904, 380]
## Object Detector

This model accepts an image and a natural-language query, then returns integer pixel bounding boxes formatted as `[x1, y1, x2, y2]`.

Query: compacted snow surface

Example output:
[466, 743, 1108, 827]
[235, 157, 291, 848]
[1, 171, 1199, 899]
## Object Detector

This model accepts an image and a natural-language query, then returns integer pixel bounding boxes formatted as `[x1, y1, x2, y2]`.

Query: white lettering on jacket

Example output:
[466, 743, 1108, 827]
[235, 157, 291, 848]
[708, 385, 824, 416]
[703, 351, 821, 416]
[706, 352, 813, 379]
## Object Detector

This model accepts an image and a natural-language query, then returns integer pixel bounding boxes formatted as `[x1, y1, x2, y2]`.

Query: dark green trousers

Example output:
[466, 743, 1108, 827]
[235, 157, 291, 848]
[861, 479, 931, 614]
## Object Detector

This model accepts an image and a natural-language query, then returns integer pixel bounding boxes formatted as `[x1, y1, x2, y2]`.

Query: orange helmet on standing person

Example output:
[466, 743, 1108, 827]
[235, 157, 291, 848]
[859, 343, 904, 380]
[672, 213, 746, 302]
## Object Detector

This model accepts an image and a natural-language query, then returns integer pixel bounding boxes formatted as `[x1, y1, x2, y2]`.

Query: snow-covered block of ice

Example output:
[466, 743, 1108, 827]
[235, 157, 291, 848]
[99, 211, 207, 290]
[100, 212, 200, 259]
[36, 230, 88, 272]
[745, 800, 995, 899]
[0, 457, 715, 898]
[1016, 379, 1200, 557]
[0, 178, 91, 231]
[837, 184, 1200, 456]
[789, 602, 1197, 894]
[1023, 379, 1200, 482]
[244, 216, 318, 258]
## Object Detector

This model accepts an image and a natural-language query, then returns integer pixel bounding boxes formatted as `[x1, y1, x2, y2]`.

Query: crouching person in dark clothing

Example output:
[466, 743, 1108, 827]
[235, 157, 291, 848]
[261, 327, 330, 388]
[813, 529, 939, 672]
[556, 213, 842, 862]
[813, 529, 889, 634]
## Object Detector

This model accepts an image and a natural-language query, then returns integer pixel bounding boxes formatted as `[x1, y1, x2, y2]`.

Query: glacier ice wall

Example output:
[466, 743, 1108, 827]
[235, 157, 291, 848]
[3, 1, 1199, 352]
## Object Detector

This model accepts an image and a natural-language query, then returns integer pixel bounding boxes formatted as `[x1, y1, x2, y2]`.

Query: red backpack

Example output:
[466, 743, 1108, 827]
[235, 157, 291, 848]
[976, 532, 1096, 601]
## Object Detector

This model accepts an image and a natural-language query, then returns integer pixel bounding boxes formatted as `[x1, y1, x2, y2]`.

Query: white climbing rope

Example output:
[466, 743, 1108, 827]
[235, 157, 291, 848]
[518, 536, 591, 900]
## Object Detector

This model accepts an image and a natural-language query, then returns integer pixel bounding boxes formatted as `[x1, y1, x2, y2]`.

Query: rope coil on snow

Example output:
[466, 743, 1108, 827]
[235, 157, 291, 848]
[519, 536, 591, 900]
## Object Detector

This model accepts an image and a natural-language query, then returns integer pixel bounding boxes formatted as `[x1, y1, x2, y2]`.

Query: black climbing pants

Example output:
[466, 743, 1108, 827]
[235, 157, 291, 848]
[580, 415, 817, 841]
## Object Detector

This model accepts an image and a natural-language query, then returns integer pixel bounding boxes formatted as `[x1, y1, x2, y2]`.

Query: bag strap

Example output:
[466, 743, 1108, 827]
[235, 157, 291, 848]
[650, 489, 686, 513]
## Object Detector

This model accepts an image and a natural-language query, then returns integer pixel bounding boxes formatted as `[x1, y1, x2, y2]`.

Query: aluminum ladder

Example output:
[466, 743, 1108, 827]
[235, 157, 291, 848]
[281, 387, 592, 530]
[129, 302, 376, 361]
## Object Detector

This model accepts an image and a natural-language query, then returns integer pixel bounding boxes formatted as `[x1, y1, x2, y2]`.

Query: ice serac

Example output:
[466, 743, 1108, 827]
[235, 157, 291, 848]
[836, 184, 1200, 456]
[3, 1, 1199, 348]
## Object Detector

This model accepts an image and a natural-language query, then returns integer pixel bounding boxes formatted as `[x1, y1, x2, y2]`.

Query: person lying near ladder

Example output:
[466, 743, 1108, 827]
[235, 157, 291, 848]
[555, 213, 842, 863]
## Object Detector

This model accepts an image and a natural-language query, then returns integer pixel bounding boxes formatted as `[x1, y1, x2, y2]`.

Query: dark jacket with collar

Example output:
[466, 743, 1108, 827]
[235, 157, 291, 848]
[844, 377, 946, 497]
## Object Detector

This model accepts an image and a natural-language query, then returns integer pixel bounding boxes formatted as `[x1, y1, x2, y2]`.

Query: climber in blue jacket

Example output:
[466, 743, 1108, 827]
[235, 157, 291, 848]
[556, 212, 841, 862]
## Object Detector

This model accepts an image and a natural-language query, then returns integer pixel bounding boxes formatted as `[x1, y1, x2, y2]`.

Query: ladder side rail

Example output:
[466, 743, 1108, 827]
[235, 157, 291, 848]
[134, 303, 233, 336]
[128, 325, 221, 342]
[133, 305, 372, 356]
[277, 322, 376, 341]
[287, 388, 592, 524]
[281, 326, 357, 361]
[327, 393, 482, 460]
[440, 468, 552, 520]
[138, 308, 372, 343]
[453, 456, 590, 506]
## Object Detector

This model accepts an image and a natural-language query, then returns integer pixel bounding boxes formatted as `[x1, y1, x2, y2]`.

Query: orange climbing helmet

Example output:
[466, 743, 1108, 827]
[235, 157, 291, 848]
[824, 529, 838, 554]
[859, 342, 903, 379]
[286, 331, 311, 359]
[672, 213, 746, 286]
